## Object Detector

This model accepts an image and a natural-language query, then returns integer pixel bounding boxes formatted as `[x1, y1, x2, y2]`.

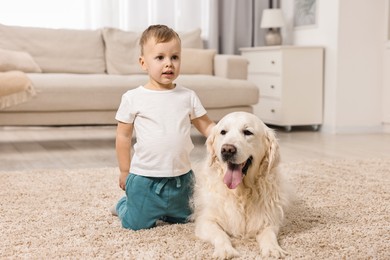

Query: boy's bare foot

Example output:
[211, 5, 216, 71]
[110, 205, 118, 216]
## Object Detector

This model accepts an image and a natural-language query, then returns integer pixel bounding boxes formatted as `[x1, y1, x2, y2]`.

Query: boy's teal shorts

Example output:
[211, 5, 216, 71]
[116, 170, 194, 230]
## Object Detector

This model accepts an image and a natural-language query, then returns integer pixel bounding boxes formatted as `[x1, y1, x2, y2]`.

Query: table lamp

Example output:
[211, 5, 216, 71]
[260, 8, 285, 46]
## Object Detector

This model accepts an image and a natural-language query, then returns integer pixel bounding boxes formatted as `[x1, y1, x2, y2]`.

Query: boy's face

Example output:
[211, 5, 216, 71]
[139, 37, 181, 89]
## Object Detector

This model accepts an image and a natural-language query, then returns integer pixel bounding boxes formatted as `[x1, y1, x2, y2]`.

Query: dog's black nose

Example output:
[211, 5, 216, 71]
[221, 144, 236, 161]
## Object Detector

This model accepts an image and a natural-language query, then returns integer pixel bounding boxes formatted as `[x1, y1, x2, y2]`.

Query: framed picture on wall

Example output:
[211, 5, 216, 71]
[293, 0, 317, 28]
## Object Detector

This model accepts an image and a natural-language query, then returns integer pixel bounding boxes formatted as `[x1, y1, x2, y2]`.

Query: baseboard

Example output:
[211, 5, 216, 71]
[320, 124, 385, 134]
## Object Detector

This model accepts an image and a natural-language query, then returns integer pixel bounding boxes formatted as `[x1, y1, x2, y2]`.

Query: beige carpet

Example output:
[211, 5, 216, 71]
[1, 159, 389, 259]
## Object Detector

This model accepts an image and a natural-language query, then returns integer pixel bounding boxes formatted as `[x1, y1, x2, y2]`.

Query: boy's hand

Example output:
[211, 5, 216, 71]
[119, 171, 129, 191]
[192, 114, 215, 137]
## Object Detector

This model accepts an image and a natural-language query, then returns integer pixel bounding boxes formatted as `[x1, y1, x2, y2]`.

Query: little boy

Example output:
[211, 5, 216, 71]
[112, 24, 215, 230]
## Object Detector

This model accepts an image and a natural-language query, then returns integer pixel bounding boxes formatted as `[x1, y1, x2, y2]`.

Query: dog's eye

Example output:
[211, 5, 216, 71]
[220, 130, 227, 135]
[243, 130, 253, 136]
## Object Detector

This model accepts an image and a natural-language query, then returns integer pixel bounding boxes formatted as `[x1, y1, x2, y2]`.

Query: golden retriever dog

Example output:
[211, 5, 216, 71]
[191, 112, 290, 259]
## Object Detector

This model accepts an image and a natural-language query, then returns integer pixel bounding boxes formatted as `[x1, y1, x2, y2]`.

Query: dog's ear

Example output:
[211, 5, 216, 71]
[206, 125, 218, 166]
[263, 127, 280, 174]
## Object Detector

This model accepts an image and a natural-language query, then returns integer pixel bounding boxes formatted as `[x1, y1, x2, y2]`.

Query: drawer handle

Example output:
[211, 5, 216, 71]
[271, 60, 275, 65]
[271, 109, 275, 113]
[270, 85, 275, 89]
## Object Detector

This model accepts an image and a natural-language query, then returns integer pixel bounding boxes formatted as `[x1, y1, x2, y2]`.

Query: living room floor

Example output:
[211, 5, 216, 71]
[0, 126, 389, 171]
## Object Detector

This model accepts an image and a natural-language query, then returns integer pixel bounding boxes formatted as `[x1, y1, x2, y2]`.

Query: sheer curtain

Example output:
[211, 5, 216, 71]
[85, 0, 215, 42]
[0, 0, 88, 29]
[0, 0, 213, 34]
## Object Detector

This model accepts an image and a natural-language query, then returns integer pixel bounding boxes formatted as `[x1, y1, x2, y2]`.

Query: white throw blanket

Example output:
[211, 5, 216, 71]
[0, 70, 36, 109]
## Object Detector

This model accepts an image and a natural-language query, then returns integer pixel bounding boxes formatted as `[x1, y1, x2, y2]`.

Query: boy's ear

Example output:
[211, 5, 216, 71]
[139, 56, 147, 71]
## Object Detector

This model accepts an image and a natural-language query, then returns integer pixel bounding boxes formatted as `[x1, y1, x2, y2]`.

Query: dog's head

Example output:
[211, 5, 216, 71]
[206, 112, 280, 189]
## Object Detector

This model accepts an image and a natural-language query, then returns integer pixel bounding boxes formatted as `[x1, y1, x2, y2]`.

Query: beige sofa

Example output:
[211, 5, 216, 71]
[0, 24, 258, 126]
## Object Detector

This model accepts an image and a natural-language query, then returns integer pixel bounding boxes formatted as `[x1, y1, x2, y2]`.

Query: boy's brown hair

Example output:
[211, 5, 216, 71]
[139, 24, 181, 55]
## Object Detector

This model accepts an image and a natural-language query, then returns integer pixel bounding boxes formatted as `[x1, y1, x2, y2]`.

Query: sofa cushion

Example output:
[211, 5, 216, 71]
[181, 48, 216, 75]
[102, 28, 144, 75]
[6, 74, 258, 113]
[0, 24, 106, 74]
[0, 48, 42, 73]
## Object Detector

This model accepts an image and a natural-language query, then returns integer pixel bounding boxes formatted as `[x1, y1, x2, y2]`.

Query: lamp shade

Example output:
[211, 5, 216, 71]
[260, 9, 285, 28]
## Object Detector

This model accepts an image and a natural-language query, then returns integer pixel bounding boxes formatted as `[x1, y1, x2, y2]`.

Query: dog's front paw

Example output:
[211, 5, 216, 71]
[212, 244, 239, 259]
[258, 228, 288, 258]
[260, 243, 287, 259]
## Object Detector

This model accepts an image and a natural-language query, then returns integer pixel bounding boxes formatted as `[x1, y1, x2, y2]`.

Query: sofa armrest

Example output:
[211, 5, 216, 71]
[213, 54, 249, 80]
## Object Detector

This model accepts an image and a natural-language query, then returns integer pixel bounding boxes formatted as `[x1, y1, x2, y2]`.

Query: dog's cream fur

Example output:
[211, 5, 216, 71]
[191, 112, 290, 259]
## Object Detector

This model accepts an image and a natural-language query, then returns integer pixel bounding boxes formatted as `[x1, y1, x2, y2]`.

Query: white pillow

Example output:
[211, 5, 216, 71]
[179, 28, 204, 49]
[180, 48, 216, 75]
[0, 48, 42, 73]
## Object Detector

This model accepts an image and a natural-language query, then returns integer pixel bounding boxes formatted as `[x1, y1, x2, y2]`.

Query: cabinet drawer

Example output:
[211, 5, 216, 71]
[245, 51, 281, 74]
[255, 99, 282, 122]
[248, 74, 281, 98]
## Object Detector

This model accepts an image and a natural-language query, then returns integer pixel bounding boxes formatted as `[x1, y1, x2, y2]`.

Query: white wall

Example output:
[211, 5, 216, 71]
[282, 0, 386, 133]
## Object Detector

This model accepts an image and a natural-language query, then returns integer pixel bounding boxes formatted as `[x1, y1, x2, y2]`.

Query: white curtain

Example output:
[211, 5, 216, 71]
[85, 0, 216, 45]
[0, 0, 88, 29]
[0, 0, 214, 38]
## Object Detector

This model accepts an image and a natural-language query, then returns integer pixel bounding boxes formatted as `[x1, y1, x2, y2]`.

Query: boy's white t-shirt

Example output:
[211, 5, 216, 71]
[115, 85, 207, 177]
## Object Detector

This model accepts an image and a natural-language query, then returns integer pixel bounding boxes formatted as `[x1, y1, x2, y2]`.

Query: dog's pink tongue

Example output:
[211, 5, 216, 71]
[223, 164, 244, 189]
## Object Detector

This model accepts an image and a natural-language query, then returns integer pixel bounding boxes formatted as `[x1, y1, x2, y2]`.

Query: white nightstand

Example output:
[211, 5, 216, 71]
[240, 46, 324, 131]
